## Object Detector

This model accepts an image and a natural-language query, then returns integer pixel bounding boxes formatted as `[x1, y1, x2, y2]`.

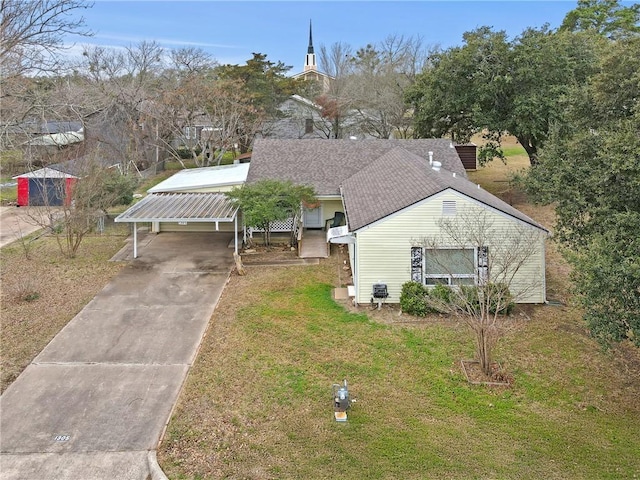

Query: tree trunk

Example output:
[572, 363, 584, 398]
[516, 135, 539, 166]
[476, 325, 492, 376]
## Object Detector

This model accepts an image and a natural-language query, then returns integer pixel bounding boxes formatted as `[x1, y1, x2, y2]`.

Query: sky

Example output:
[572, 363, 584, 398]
[65, 1, 584, 72]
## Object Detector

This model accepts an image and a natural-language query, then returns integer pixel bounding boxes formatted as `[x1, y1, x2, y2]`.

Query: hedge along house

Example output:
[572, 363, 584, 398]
[114, 163, 249, 257]
[248, 139, 549, 305]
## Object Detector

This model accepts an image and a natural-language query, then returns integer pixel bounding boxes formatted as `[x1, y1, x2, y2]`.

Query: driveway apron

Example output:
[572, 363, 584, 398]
[0, 232, 234, 479]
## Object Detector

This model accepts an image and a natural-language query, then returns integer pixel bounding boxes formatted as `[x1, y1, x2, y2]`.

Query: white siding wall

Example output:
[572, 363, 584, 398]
[353, 191, 546, 304]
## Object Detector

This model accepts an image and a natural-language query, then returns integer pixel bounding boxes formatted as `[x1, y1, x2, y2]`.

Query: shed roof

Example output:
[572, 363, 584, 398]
[148, 163, 250, 193]
[114, 193, 238, 223]
[13, 154, 120, 179]
[13, 167, 78, 179]
[341, 147, 547, 232]
[248, 139, 466, 196]
[25, 131, 84, 147]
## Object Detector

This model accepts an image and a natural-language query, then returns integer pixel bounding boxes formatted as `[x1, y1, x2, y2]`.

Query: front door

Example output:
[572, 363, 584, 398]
[304, 206, 323, 228]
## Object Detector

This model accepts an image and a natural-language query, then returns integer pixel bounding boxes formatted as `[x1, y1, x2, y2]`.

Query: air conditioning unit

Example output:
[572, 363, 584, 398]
[372, 283, 388, 299]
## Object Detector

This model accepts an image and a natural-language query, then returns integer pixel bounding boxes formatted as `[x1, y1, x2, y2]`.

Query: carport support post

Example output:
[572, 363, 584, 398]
[234, 214, 238, 254]
[133, 222, 138, 258]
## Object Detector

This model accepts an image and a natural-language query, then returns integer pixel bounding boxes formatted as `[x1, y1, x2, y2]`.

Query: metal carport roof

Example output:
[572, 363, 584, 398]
[115, 192, 239, 257]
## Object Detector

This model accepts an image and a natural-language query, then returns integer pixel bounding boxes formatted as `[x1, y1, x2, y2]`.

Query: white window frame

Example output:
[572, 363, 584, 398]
[411, 246, 488, 287]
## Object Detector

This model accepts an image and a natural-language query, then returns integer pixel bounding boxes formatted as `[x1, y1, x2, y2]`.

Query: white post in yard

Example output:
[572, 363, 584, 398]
[234, 214, 238, 254]
[133, 222, 138, 259]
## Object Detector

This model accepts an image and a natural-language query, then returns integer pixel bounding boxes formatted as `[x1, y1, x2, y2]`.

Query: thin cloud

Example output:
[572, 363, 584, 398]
[95, 33, 242, 50]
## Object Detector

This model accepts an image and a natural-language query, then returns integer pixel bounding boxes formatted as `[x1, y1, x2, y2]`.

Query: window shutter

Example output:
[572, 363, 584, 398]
[411, 247, 423, 283]
[477, 246, 489, 284]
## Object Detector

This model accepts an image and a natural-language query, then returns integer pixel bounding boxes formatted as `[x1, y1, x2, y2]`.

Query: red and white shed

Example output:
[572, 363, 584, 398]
[13, 167, 78, 207]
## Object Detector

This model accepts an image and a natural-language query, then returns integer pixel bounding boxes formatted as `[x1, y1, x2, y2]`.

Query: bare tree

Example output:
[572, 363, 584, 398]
[0, 0, 92, 76]
[79, 41, 165, 174]
[318, 41, 354, 138]
[347, 35, 429, 139]
[415, 206, 545, 376]
[24, 152, 135, 258]
[0, 0, 92, 149]
[159, 48, 223, 167]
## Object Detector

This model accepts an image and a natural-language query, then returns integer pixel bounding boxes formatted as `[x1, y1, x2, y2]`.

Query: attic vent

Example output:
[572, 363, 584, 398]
[442, 200, 456, 216]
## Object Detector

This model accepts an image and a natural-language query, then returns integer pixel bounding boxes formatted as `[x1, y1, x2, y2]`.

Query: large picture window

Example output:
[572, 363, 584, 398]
[411, 247, 487, 286]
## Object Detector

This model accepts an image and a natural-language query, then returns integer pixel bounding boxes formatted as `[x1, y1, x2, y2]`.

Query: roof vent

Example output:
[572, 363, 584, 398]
[428, 151, 433, 165]
[432, 161, 442, 172]
[452, 172, 456, 178]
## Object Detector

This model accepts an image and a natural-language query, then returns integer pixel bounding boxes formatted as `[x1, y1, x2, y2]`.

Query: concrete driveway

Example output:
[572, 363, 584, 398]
[0, 232, 234, 479]
[0, 206, 52, 248]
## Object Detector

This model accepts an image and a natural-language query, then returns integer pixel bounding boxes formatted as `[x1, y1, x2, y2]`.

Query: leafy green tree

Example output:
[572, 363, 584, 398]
[216, 53, 302, 151]
[560, 0, 640, 39]
[524, 37, 640, 346]
[407, 26, 600, 166]
[227, 180, 315, 247]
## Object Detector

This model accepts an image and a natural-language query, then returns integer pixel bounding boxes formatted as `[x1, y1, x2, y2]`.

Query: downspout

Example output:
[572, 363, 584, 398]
[339, 185, 357, 303]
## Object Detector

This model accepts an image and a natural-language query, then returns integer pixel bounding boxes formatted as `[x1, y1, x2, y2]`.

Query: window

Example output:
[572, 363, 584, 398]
[425, 248, 475, 285]
[183, 126, 196, 139]
[305, 118, 314, 134]
[411, 246, 489, 286]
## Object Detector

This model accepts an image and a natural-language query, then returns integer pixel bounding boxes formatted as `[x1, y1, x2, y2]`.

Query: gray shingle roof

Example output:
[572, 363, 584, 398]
[341, 148, 547, 232]
[248, 139, 467, 196]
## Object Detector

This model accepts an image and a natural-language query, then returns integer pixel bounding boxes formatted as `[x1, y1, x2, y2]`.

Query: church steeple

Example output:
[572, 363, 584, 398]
[304, 20, 316, 72]
[307, 20, 314, 54]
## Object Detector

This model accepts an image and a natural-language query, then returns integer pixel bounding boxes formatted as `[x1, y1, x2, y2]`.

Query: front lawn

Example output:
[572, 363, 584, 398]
[158, 256, 640, 479]
[0, 227, 128, 391]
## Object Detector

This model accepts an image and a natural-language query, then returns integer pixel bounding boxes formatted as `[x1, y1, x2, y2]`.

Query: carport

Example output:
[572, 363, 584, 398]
[115, 192, 239, 258]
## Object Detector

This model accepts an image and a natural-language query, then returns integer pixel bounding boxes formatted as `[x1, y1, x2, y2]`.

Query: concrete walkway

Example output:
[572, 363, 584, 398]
[0, 232, 234, 479]
[299, 229, 328, 258]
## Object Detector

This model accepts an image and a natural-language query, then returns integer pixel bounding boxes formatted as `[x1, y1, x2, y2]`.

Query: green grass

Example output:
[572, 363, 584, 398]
[502, 144, 527, 157]
[159, 264, 640, 479]
[0, 183, 17, 204]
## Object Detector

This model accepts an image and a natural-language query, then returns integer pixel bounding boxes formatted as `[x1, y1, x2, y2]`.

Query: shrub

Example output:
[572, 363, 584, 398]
[176, 146, 202, 159]
[400, 281, 432, 316]
[485, 282, 515, 315]
[457, 284, 514, 315]
[431, 284, 453, 304]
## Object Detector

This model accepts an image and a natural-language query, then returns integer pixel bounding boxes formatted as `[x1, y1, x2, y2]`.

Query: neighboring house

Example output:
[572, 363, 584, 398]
[19, 120, 86, 166]
[247, 139, 548, 305]
[261, 95, 329, 139]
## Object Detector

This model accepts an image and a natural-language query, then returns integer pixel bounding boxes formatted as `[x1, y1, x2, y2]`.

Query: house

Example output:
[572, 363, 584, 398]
[116, 138, 547, 304]
[19, 120, 86, 166]
[247, 139, 548, 305]
[260, 95, 329, 140]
